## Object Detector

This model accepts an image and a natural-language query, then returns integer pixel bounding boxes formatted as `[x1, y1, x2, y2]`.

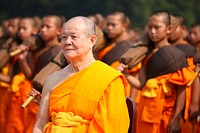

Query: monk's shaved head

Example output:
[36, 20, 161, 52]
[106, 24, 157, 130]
[191, 23, 200, 30]
[20, 17, 36, 27]
[172, 13, 185, 26]
[151, 10, 171, 26]
[65, 16, 96, 36]
[107, 11, 130, 28]
[44, 15, 65, 28]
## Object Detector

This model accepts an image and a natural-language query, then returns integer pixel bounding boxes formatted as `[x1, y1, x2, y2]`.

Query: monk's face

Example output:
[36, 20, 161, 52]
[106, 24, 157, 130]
[61, 19, 96, 61]
[7, 18, 19, 37]
[169, 25, 183, 43]
[147, 15, 170, 43]
[189, 26, 200, 45]
[106, 14, 125, 39]
[40, 16, 60, 42]
[18, 19, 35, 41]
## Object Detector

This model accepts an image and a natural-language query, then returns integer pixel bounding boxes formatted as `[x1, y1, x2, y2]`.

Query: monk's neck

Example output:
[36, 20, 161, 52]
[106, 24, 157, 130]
[112, 32, 128, 44]
[154, 38, 170, 49]
[70, 55, 96, 72]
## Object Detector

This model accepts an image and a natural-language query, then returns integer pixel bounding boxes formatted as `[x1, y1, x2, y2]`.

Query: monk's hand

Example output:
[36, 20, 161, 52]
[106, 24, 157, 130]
[18, 44, 29, 60]
[167, 118, 181, 133]
[189, 101, 199, 119]
[116, 63, 129, 74]
[29, 88, 41, 104]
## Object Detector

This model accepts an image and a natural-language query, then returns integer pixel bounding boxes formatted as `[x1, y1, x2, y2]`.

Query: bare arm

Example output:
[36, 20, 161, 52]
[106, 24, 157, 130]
[189, 73, 200, 118]
[117, 63, 146, 89]
[168, 85, 186, 133]
[32, 81, 50, 133]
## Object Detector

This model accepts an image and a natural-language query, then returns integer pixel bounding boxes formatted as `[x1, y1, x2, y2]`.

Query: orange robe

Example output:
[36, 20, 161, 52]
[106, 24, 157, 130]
[136, 67, 196, 133]
[184, 55, 196, 120]
[44, 61, 130, 133]
[0, 64, 11, 133]
[97, 44, 114, 61]
[6, 72, 38, 133]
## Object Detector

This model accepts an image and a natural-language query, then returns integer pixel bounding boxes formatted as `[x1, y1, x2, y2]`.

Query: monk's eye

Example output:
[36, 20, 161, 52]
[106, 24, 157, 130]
[71, 35, 78, 40]
[155, 26, 160, 29]
[62, 35, 66, 39]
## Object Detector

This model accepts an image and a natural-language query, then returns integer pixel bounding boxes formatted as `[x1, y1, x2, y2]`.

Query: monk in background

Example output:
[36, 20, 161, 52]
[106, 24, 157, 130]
[190, 53, 200, 133]
[32, 16, 129, 133]
[189, 23, 200, 52]
[0, 17, 21, 133]
[188, 24, 200, 133]
[5, 17, 39, 133]
[97, 11, 141, 98]
[169, 14, 198, 133]
[97, 11, 132, 67]
[169, 13, 196, 69]
[17, 14, 63, 133]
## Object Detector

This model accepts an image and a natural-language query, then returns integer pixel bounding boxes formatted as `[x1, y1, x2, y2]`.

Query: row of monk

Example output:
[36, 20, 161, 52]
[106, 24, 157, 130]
[0, 10, 199, 133]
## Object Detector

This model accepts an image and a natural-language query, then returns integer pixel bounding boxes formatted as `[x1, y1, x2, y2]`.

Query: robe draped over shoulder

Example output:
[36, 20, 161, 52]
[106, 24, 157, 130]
[44, 61, 130, 133]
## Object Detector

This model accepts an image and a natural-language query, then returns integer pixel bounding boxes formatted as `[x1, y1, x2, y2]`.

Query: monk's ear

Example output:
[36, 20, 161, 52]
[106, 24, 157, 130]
[56, 27, 62, 36]
[166, 24, 173, 35]
[90, 34, 97, 46]
[122, 23, 128, 32]
[32, 27, 39, 35]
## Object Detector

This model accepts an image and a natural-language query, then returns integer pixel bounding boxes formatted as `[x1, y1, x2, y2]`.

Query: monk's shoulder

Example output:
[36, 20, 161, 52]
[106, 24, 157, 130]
[96, 61, 121, 76]
[45, 65, 73, 92]
[43, 70, 61, 91]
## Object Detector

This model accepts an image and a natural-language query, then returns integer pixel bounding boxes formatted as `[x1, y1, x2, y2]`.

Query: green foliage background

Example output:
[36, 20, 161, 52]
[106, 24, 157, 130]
[0, 0, 199, 28]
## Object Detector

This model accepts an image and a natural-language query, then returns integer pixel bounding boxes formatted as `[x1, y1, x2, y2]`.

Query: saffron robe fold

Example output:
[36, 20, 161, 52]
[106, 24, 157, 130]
[44, 61, 130, 133]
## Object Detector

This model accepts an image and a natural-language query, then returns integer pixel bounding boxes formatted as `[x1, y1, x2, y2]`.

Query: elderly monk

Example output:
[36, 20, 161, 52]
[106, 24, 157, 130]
[32, 16, 129, 133]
